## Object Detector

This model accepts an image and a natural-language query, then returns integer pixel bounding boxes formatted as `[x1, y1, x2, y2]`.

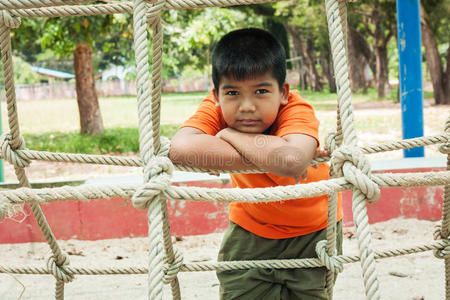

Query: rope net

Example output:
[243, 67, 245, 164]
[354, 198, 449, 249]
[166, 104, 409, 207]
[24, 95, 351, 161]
[0, 0, 448, 299]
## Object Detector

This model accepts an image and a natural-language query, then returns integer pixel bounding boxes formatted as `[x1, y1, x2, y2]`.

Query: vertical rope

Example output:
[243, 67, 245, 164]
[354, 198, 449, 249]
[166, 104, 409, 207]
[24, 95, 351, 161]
[325, 192, 338, 299]
[0, 20, 69, 300]
[132, 1, 179, 299]
[332, 0, 348, 148]
[150, 15, 163, 154]
[325, 0, 357, 146]
[441, 117, 450, 299]
[325, 1, 381, 299]
[149, 9, 181, 299]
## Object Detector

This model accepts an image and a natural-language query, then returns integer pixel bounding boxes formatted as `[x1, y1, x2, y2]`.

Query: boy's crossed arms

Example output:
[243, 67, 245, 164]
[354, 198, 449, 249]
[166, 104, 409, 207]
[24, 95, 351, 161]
[169, 126, 323, 183]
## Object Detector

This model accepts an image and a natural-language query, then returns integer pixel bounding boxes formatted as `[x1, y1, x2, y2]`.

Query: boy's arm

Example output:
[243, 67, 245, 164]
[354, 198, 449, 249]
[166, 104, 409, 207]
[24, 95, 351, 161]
[169, 127, 256, 171]
[216, 128, 317, 179]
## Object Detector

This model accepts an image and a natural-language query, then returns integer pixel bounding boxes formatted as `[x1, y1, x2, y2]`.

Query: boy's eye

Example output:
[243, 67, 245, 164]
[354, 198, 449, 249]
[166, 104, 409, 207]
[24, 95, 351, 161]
[256, 89, 269, 94]
[225, 91, 238, 96]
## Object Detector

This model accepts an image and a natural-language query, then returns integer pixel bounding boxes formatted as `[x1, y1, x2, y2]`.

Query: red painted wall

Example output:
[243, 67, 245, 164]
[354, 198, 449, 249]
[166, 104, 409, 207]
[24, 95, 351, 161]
[0, 167, 445, 244]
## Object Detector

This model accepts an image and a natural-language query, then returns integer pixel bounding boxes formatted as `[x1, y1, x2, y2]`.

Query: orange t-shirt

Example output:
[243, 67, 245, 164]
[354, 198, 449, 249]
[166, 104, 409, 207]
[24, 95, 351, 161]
[182, 90, 343, 239]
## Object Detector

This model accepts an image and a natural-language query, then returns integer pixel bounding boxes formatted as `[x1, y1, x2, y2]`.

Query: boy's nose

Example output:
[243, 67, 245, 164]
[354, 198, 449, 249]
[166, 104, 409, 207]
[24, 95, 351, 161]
[239, 98, 256, 112]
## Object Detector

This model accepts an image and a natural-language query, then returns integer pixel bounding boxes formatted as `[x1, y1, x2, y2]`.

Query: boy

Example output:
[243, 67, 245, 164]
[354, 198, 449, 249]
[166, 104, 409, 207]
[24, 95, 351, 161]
[169, 28, 343, 299]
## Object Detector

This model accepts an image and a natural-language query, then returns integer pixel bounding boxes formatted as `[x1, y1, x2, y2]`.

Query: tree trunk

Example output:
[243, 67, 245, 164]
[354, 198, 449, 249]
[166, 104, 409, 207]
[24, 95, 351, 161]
[320, 50, 336, 93]
[348, 26, 369, 93]
[285, 25, 322, 91]
[420, 6, 448, 104]
[284, 25, 309, 90]
[73, 42, 104, 135]
[374, 45, 389, 98]
[371, 7, 393, 98]
[306, 37, 323, 92]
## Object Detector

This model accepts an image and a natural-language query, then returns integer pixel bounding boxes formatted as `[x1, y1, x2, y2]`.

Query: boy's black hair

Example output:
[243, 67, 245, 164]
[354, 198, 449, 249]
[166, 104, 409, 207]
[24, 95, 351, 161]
[212, 28, 286, 91]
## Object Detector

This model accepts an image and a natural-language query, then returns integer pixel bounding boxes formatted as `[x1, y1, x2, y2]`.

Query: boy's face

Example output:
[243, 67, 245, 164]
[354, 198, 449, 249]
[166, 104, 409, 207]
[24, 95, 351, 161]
[213, 72, 289, 134]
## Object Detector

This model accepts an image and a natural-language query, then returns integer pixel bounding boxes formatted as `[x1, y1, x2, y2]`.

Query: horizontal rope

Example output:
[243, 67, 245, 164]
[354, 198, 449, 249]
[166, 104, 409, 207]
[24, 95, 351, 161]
[1, 240, 446, 275]
[0, 133, 447, 173]
[6, 0, 280, 18]
[362, 133, 450, 154]
[0, 171, 448, 209]
[0, 0, 91, 10]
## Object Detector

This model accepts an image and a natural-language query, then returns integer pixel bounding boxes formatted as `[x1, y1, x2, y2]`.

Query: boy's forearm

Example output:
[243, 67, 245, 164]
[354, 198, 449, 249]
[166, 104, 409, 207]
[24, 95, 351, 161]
[218, 128, 310, 178]
[169, 133, 255, 171]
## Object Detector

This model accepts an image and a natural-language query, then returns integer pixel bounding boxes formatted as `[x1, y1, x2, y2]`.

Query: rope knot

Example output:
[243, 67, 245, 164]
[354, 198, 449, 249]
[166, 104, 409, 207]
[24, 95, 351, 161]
[439, 143, 450, 154]
[147, 0, 166, 27]
[132, 156, 174, 209]
[433, 224, 450, 259]
[46, 252, 74, 283]
[315, 240, 343, 273]
[331, 146, 380, 203]
[325, 131, 338, 154]
[163, 247, 184, 284]
[0, 11, 21, 28]
[0, 133, 31, 168]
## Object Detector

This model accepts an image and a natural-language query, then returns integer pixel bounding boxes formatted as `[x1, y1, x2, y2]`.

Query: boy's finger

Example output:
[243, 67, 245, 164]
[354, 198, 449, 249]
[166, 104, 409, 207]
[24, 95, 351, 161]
[299, 170, 308, 181]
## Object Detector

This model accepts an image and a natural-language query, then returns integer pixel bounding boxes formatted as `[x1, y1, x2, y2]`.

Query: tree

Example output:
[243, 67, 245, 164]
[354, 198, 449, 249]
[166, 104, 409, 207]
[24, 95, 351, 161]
[41, 15, 130, 135]
[350, 0, 396, 98]
[420, 1, 449, 105]
[347, 25, 374, 93]
[274, 1, 325, 91]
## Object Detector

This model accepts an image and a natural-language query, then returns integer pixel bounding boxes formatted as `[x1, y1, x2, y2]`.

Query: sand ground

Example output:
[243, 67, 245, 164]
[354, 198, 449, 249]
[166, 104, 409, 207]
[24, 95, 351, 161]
[0, 218, 445, 300]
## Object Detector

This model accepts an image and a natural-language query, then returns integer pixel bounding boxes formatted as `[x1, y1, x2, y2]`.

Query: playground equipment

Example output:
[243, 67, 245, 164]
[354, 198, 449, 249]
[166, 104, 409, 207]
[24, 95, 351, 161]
[0, 0, 449, 299]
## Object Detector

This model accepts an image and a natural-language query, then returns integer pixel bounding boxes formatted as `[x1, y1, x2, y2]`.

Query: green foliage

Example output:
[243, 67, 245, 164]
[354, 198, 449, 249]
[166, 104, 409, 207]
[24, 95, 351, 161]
[422, 0, 449, 47]
[23, 125, 180, 154]
[162, 8, 263, 76]
[41, 15, 117, 57]
[11, 18, 46, 63]
[0, 56, 42, 85]
[274, 0, 329, 53]
[13, 57, 42, 84]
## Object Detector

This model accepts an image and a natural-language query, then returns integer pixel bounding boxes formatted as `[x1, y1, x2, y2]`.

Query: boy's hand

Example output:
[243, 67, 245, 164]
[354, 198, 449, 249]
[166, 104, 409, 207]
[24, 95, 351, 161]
[294, 148, 328, 184]
[315, 148, 330, 158]
[215, 127, 235, 139]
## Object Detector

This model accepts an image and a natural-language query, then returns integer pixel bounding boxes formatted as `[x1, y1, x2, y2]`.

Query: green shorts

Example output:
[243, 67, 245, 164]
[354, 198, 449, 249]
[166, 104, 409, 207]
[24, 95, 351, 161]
[217, 221, 343, 300]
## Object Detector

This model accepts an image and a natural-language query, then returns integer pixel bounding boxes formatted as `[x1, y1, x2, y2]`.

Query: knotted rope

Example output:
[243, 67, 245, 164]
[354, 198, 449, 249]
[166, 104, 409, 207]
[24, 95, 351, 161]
[0, 1, 448, 300]
[325, 131, 338, 154]
[46, 253, 75, 283]
[0, 10, 21, 28]
[0, 133, 31, 168]
[163, 247, 184, 284]
[132, 156, 174, 209]
[316, 240, 344, 273]
[331, 146, 380, 203]
[440, 143, 450, 155]
[434, 225, 450, 259]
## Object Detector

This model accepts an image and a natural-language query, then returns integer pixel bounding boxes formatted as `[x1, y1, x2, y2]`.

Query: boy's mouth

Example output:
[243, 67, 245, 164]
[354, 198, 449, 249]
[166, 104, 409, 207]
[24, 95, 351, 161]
[238, 119, 260, 126]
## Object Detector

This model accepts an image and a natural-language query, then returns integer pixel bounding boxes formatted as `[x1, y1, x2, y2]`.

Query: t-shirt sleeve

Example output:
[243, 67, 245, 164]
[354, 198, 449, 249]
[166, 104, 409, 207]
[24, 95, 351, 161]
[181, 93, 226, 136]
[274, 90, 320, 146]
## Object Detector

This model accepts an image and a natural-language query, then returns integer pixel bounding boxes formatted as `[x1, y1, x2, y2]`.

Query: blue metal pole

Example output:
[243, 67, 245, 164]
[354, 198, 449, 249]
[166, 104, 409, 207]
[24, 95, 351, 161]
[396, 0, 424, 157]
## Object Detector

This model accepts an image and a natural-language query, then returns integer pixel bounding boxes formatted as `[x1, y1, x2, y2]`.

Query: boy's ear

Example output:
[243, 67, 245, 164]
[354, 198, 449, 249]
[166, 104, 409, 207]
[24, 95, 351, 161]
[213, 88, 220, 106]
[280, 82, 289, 105]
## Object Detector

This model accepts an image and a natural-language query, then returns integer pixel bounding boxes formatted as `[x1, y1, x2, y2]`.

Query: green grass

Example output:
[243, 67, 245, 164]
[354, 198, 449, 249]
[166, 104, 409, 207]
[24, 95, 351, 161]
[23, 125, 180, 154]
[1, 92, 206, 134]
